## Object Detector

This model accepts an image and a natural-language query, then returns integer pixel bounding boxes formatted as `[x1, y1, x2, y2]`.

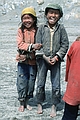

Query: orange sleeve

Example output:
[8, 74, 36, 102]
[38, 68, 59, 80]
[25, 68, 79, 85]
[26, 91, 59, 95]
[65, 45, 73, 82]
[65, 55, 71, 82]
[17, 29, 29, 50]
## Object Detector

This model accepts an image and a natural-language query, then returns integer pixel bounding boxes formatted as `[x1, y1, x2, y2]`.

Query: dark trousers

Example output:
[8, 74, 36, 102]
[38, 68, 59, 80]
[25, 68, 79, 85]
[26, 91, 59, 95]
[62, 103, 78, 120]
[17, 62, 37, 102]
[36, 58, 61, 105]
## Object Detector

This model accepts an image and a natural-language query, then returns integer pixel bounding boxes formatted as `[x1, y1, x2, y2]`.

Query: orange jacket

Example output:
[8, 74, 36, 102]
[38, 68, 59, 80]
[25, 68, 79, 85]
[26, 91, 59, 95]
[63, 41, 80, 105]
[16, 28, 36, 65]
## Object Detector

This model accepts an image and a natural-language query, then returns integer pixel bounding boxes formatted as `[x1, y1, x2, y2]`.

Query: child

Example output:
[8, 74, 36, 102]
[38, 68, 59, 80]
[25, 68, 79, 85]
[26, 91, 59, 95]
[35, 3, 69, 117]
[62, 37, 80, 120]
[16, 7, 42, 112]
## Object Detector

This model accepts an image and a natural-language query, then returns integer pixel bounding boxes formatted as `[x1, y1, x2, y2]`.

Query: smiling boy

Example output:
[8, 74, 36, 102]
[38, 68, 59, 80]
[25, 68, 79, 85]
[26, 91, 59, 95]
[36, 4, 69, 117]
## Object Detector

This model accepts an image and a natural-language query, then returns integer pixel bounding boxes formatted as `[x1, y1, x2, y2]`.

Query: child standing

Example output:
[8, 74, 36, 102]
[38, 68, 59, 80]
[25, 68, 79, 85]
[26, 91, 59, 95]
[62, 37, 80, 120]
[16, 7, 42, 112]
[35, 4, 69, 117]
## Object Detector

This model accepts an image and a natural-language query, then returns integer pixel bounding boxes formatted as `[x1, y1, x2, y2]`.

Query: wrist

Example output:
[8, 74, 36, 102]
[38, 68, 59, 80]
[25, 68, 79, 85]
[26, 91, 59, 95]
[55, 56, 58, 61]
[31, 44, 34, 50]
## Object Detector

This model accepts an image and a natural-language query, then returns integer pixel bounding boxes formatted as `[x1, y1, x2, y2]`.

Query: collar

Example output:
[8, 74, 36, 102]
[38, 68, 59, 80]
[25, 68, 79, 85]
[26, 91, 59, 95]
[24, 28, 36, 33]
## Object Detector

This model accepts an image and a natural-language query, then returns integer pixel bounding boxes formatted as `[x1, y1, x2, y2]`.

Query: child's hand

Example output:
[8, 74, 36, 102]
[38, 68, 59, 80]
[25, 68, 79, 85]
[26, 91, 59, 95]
[50, 56, 58, 65]
[32, 43, 42, 50]
[16, 54, 26, 62]
[43, 55, 51, 64]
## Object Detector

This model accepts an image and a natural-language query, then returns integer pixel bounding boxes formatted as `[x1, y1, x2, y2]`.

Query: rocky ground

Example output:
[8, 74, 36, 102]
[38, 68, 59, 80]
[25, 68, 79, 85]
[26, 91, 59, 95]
[0, 10, 80, 120]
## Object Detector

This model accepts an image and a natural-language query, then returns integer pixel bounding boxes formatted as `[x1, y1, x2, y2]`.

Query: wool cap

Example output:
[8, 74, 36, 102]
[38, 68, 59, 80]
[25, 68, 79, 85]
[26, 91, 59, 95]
[45, 4, 63, 17]
[21, 7, 36, 17]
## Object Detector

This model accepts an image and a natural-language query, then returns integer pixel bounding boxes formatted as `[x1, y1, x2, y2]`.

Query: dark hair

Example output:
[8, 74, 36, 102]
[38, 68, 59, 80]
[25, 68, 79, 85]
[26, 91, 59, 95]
[76, 36, 80, 41]
[20, 14, 37, 33]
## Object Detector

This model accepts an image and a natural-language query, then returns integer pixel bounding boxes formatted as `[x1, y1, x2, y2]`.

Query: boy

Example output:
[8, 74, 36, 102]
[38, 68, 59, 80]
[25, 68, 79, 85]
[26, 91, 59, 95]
[36, 4, 69, 117]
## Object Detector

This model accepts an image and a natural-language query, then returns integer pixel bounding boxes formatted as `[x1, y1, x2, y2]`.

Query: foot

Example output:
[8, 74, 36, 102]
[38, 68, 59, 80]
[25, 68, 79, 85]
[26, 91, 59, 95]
[24, 98, 32, 110]
[18, 105, 24, 112]
[27, 104, 32, 110]
[37, 104, 43, 114]
[50, 105, 56, 117]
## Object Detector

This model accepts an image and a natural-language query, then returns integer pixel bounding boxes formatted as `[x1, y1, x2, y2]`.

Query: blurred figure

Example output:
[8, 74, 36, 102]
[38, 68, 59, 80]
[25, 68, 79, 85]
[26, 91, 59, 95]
[62, 37, 80, 120]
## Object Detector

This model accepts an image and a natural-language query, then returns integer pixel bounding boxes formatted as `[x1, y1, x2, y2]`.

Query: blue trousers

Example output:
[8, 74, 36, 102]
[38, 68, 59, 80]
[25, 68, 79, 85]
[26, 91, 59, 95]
[36, 58, 61, 105]
[17, 62, 37, 103]
[62, 103, 78, 120]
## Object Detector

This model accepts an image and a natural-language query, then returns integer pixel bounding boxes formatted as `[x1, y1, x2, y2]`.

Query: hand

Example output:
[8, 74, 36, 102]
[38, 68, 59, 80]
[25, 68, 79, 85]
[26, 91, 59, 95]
[16, 54, 26, 62]
[50, 56, 58, 65]
[43, 55, 51, 64]
[32, 43, 42, 50]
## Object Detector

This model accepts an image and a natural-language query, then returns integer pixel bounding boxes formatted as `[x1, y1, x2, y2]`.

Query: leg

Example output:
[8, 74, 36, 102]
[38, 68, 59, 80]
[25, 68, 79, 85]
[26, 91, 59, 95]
[50, 62, 61, 117]
[62, 103, 78, 120]
[37, 103, 43, 114]
[18, 101, 25, 112]
[25, 65, 37, 110]
[50, 105, 56, 117]
[24, 98, 32, 110]
[36, 59, 48, 113]
[28, 65, 37, 99]
[17, 63, 29, 111]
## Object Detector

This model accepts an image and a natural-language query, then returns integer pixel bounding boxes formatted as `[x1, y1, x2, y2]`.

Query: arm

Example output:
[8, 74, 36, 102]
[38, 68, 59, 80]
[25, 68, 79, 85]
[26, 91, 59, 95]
[56, 25, 69, 60]
[17, 29, 30, 51]
[65, 45, 73, 82]
[35, 25, 44, 56]
[65, 54, 71, 82]
[17, 29, 42, 52]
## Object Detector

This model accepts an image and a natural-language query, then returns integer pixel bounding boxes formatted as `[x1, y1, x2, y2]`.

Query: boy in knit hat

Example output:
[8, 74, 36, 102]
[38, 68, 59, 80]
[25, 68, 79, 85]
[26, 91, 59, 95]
[36, 3, 69, 117]
[16, 7, 42, 112]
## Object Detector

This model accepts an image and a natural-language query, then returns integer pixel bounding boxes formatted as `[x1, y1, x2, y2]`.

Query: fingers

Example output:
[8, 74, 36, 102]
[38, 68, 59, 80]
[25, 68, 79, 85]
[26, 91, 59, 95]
[50, 56, 58, 65]
[32, 43, 42, 50]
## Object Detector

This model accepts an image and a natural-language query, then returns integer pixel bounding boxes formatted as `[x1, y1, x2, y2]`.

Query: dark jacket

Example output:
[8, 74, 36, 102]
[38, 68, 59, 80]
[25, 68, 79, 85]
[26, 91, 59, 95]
[36, 22, 69, 61]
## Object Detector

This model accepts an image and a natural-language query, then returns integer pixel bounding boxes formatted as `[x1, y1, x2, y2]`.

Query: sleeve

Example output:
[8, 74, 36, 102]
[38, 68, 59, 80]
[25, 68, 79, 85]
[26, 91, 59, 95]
[16, 29, 30, 51]
[56, 25, 69, 60]
[65, 45, 73, 82]
[35, 25, 44, 56]
[65, 54, 71, 82]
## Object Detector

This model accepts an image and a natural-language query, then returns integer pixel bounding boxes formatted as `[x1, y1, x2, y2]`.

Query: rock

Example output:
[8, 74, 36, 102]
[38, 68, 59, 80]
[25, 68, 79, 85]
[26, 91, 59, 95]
[37, 0, 44, 5]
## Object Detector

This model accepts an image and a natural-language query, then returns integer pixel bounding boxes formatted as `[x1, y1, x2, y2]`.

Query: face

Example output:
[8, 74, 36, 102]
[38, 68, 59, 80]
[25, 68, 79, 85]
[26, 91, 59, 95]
[22, 14, 35, 29]
[46, 9, 60, 27]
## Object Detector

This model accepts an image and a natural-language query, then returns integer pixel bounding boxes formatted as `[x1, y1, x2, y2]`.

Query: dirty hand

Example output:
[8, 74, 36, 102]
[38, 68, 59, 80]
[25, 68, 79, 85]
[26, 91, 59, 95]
[50, 56, 58, 65]
[32, 43, 42, 50]
[16, 54, 26, 62]
[43, 55, 51, 64]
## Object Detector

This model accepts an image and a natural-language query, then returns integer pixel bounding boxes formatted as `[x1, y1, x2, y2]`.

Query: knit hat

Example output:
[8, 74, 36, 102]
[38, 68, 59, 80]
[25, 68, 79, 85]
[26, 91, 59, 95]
[21, 7, 36, 17]
[45, 4, 63, 17]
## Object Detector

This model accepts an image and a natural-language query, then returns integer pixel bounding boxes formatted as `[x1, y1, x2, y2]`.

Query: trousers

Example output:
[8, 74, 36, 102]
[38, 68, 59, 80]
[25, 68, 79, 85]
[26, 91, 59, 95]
[17, 62, 37, 102]
[62, 103, 78, 120]
[36, 58, 61, 105]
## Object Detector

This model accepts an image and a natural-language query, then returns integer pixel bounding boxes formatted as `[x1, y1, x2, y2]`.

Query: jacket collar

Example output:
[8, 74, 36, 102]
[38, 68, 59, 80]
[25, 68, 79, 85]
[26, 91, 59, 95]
[43, 22, 60, 31]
